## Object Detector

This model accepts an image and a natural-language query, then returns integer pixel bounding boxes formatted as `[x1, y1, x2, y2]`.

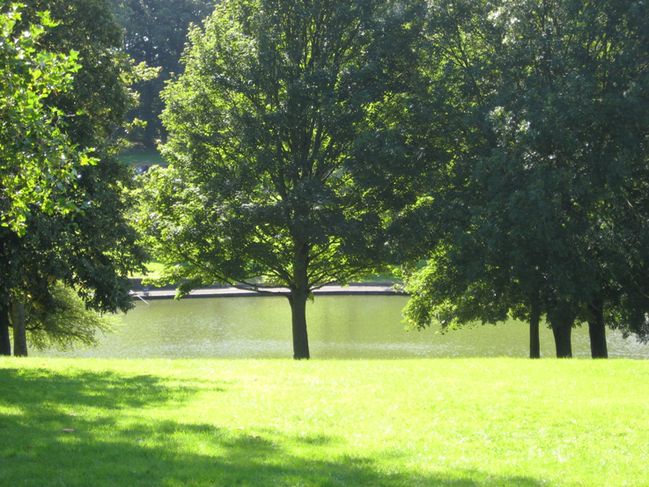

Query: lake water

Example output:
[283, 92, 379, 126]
[42, 295, 649, 359]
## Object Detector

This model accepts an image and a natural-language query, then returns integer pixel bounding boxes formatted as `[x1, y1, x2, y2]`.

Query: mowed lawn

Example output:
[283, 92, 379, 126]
[1, 358, 648, 486]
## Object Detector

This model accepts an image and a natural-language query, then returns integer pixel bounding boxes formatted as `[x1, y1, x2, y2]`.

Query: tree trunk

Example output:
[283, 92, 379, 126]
[548, 304, 574, 358]
[588, 299, 608, 359]
[552, 324, 572, 358]
[288, 290, 310, 360]
[289, 242, 310, 360]
[0, 303, 11, 356]
[10, 299, 27, 357]
[529, 299, 541, 359]
[143, 82, 159, 148]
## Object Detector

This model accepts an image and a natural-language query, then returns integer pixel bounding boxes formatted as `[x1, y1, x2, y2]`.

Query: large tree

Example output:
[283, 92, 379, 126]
[0, 5, 90, 235]
[138, 0, 425, 359]
[20, 0, 148, 305]
[402, 0, 649, 358]
[1, 0, 147, 356]
[0, 4, 93, 355]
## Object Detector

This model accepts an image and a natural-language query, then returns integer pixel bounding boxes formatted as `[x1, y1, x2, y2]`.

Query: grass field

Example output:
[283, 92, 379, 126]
[118, 149, 166, 167]
[1, 358, 648, 486]
[131, 261, 166, 280]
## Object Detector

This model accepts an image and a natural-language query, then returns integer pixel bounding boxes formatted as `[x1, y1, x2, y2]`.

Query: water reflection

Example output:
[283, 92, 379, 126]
[42, 296, 649, 359]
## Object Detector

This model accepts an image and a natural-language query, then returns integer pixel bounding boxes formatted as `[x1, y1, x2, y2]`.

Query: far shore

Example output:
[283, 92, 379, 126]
[129, 282, 404, 300]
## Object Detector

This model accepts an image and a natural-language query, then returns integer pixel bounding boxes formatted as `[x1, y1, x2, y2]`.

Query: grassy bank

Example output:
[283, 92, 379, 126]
[118, 149, 166, 168]
[130, 263, 399, 282]
[1, 358, 648, 486]
[130, 261, 166, 280]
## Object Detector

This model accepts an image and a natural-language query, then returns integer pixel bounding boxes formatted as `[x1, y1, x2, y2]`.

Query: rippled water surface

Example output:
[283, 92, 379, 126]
[42, 295, 649, 359]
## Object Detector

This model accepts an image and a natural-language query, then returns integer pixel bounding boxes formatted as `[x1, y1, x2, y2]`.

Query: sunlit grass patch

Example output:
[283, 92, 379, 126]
[129, 261, 166, 280]
[0, 358, 648, 486]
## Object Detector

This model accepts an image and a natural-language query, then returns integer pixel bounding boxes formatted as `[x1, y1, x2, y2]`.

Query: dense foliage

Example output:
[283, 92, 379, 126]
[401, 0, 649, 358]
[0, 5, 89, 235]
[16, 0, 148, 312]
[1, 0, 147, 356]
[138, 0, 426, 358]
[3, 0, 648, 359]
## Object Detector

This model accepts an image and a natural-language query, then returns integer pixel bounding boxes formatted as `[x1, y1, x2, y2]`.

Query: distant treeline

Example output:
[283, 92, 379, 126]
[109, 0, 218, 148]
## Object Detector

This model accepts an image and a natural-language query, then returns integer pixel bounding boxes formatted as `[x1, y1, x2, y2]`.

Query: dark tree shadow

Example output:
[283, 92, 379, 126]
[0, 367, 546, 486]
[0, 367, 213, 410]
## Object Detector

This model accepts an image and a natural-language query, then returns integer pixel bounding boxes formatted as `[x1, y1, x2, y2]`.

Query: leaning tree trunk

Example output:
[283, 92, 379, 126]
[0, 302, 11, 356]
[588, 298, 608, 359]
[549, 304, 574, 358]
[529, 299, 541, 359]
[288, 243, 310, 360]
[548, 307, 574, 358]
[552, 324, 572, 358]
[10, 299, 27, 357]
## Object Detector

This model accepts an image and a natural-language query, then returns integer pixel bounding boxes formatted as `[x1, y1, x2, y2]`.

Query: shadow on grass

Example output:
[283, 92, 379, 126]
[0, 368, 544, 486]
[0, 367, 208, 411]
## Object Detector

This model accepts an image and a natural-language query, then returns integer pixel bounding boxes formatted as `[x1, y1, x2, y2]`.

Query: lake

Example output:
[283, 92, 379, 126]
[42, 295, 649, 359]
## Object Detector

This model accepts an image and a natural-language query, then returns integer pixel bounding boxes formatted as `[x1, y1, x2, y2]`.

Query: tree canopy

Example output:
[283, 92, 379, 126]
[401, 0, 649, 358]
[138, 0, 426, 358]
[1, 0, 147, 356]
[0, 4, 91, 235]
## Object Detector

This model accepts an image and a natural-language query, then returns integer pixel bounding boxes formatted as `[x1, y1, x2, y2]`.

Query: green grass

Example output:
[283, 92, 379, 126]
[1, 358, 648, 486]
[118, 149, 166, 167]
[357, 271, 400, 283]
[130, 261, 166, 280]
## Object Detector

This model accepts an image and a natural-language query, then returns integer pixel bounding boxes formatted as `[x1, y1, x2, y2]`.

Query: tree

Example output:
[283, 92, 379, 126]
[402, 0, 649, 358]
[138, 0, 425, 359]
[389, 0, 542, 353]
[0, 5, 91, 234]
[110, 0, 217, 147]
[1, 0, 148, 356]
[0, 4, 92, 355]
[19, 0, 149, 305]
[22, 283, 115, 352]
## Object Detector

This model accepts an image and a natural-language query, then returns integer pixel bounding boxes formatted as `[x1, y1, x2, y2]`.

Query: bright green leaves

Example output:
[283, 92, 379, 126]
[2, 0, 148, 330]
[0, 3, 93, 235]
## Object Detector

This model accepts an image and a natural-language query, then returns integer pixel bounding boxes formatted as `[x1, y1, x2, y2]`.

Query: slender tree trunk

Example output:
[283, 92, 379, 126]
[0, 302, 11, 356]
[288, 290, 310, 360]
[588, 298, 608, 359]
[143, 82, 158, 149]
[529, 299, 541, 359]
[10, 299, 27, 357]
[289, 243, 310, 360]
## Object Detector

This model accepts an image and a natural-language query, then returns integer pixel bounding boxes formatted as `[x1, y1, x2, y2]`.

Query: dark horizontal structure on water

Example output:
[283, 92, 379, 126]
[129, 280, 404, 300]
